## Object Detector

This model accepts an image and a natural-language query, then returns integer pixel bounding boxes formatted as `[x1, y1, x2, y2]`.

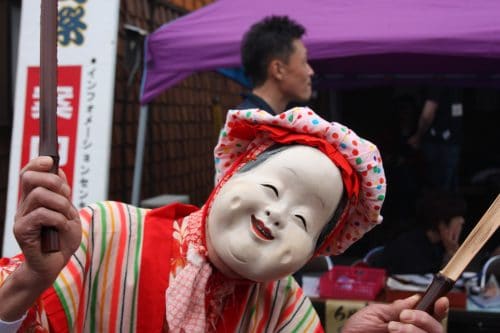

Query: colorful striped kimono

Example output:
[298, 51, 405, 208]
[0, 201, 323, 333]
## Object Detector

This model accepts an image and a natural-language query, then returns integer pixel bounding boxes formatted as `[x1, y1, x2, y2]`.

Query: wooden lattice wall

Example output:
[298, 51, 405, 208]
[109, 0, 244, 206]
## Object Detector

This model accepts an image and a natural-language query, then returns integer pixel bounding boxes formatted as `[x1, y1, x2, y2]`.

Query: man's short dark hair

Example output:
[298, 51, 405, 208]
[416, 190, 467, 230]
[241, 16, 306, 87]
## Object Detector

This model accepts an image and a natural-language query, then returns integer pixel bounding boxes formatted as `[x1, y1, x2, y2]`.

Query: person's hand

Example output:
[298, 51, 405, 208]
[438, 217, 464, 260]
[14, 156, 81, 286]
[342, 295, 449, 333]
[0, 157, 81, 322]
[407, 134, 421, 149]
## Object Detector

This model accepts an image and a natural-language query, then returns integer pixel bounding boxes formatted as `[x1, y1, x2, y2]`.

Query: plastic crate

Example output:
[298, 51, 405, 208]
[319, 265, 386, 300]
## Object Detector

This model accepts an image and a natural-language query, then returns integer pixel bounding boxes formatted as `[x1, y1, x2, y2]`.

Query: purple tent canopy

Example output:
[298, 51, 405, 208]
[141, 0, 500, 104]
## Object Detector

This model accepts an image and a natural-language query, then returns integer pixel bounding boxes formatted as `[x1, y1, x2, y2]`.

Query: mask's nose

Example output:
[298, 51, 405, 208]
[265, 206, 286, 229]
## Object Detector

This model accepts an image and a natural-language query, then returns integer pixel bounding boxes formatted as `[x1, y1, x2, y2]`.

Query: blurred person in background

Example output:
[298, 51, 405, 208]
[378, 190, 467, 274]
[408, 86, 464, 192]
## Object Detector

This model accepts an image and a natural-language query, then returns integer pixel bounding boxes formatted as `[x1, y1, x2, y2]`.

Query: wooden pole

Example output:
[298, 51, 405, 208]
[416, 194, 500, 313]
[39, 0, 60, 252]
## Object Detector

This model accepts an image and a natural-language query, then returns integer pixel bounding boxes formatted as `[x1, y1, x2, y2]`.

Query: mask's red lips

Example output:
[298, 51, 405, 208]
[251, 215, 274, 240]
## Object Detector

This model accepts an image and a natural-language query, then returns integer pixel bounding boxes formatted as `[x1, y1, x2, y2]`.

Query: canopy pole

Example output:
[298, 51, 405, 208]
[131, 104, 149, 206]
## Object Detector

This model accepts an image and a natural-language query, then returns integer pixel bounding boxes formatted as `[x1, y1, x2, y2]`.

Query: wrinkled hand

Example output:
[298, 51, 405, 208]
[14, 156, 81, 287]
[342, 295, 449, 333]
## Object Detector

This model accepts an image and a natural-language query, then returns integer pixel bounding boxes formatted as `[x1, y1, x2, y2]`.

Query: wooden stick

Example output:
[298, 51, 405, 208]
[39, 0, 60, 252]
[416, 194, 500, 313]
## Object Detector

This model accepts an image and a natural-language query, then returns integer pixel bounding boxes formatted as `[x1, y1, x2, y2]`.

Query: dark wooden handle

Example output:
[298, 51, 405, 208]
[39, 0, 60, 253]
[40, 155, 60, 253]
[415, 273, 454, 314]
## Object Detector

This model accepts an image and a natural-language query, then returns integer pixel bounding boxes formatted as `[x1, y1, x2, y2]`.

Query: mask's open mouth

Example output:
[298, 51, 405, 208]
[251, 215, 274, 240]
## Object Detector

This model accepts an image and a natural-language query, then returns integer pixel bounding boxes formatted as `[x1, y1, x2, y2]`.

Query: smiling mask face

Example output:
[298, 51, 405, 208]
[206, 145, 343, 282]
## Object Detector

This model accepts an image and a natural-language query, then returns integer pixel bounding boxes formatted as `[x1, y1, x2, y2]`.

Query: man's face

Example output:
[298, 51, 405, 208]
[206, 146, 343, 282]
[278, 39, 314, 103]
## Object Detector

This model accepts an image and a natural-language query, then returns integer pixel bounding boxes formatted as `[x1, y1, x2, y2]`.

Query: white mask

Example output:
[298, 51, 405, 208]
[206, 145, 344, 282]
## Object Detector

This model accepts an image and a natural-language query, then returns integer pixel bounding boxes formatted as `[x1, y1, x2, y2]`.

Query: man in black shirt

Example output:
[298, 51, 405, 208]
[408, 86, 464, 191]
[237, 16, 314, 115]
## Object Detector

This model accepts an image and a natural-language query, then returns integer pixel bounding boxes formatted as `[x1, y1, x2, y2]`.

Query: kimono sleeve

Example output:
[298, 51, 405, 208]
[1, 201, 146, 332]
[273, 276, 325, 333]
[0, 252, 51, 331]
[42, 201, 148, 333]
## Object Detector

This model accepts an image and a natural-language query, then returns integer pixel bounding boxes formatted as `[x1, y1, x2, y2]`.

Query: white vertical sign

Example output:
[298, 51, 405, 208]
[3, 0, 120, 256]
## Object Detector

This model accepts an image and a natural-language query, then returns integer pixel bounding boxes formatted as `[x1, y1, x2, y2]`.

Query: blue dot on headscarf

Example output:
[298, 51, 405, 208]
[312, 119, 319, 125]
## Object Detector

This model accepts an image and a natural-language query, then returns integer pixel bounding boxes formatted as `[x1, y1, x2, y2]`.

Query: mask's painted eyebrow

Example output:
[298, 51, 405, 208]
[283, 167, 297, 176]
[284, 167, 325, 209]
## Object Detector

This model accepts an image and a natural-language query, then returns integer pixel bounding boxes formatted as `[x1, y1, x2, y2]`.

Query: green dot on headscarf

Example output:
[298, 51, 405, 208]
[377, 194, 385, 200]
[222, 131, 227, 137]
[246, 111, 252, 118]
[288, 114, 294, 122]
[355, 157, 362, 165]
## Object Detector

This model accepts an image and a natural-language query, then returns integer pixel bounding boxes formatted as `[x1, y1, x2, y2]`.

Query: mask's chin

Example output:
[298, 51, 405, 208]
[239, 267, 295, 283]
[208, 240, 293, 282]
[206, 229, 246, 280]
[231, 255, 306, 282]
